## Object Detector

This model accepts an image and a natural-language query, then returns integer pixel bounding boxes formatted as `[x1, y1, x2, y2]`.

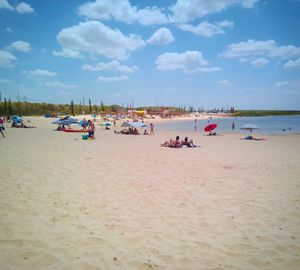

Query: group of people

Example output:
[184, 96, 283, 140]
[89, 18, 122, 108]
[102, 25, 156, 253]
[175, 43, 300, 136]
[11, 121, 35, 128]
[161, 136, 195, 148]
[115, 127, 140, 135]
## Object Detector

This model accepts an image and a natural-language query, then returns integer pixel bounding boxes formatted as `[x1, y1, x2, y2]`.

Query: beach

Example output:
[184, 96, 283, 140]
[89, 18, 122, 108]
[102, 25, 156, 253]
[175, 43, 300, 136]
[0, 116, 300, 270]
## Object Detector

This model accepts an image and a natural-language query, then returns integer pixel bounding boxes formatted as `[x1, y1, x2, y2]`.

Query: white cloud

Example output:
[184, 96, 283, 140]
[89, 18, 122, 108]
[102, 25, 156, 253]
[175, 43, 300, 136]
[169, 0, 260, 23]
[147, 28, 175, 45]
[97, 75, 129, 82]
[25, 69, 58, 77]
[82, 60, 137, 73]
[0, 0, 13, 10]
[275, 81, 289, 88]
[16, 2, 34, 13]
[56, 21, 145, 60]
[200, 67, 222, 72]
[251, 57, 269, 68]
[219, 80, 233, 87]
[8, 40, 31, 52]
[53, 48, 84, 59]
[45, 81, 78, 88]
[78, 0, 169, 25]
[155, 50, 221, 73]
[221, 39, 300, 68]
[222, 39, 300, 59]
[284, 58, 300, 69]
[77, 0, 260, 25]
[178, 20, 233, 37]
[0, 50, 17, 67]
[6, 27, 12, 32]
[0, 78, 11, 83]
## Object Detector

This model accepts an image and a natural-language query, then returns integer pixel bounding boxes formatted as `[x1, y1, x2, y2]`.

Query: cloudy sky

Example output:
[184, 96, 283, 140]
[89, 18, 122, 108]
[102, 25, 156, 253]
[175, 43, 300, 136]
[0, 0, 300, 109]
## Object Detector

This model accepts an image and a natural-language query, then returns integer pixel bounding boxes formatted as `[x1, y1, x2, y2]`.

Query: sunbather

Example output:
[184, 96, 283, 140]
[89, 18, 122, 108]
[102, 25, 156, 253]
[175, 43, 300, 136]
[181, 137, 194, 147]
[243, 135, 265, 141]
[161, 136, 182, 148]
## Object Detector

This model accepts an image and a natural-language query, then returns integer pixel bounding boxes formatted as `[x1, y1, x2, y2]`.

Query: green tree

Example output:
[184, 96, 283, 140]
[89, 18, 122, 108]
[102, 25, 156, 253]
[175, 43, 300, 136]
[71, 100, 74, 116]
[100, 101, 105, 112]
[4, 98, 7, 115]
[8, 99, 12, 115]
[89, 98, 92, 113]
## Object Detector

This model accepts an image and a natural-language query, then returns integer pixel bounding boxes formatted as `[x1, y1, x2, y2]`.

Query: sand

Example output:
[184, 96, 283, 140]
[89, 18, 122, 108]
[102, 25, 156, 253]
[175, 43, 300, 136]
[0, 116, 300, 270]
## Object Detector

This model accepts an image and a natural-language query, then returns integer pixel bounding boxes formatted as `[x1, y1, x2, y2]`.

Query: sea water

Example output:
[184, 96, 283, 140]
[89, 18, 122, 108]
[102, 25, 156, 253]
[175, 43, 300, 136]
[155, 115, 300, 135]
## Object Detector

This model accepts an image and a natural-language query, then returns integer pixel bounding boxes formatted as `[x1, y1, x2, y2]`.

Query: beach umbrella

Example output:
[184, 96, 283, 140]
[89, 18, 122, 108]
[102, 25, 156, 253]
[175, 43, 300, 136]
[120, 121, 147, 128]
[240, 124, 259, 132]
[51, 117, 78, 125]
[12, 115, 23, 124]
[204, 123, 217, 132]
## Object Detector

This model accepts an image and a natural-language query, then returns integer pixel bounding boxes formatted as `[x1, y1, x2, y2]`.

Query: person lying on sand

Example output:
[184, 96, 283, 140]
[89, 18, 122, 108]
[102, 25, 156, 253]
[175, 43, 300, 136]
[12, 122, 36, 128]
[243, 135, 266, 141]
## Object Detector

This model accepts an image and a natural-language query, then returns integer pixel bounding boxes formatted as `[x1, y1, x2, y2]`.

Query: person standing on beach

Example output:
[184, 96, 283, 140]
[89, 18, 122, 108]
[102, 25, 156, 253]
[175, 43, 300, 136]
[150, 123, 154, 135]
[0, 117, 5, 138]
[194, 118, 197, 131]
[88, 120, 95, 139]
[232, 122, 235, 130]
[82, 118, 88, 130]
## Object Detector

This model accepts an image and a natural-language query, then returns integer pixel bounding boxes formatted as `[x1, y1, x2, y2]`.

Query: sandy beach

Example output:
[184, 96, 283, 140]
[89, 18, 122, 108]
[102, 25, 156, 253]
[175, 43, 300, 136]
[0, 116, 300, 270]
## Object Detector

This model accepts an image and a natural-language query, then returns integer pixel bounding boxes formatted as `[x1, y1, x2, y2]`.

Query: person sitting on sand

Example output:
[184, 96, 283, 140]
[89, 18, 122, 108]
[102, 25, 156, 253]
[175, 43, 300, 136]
[133, 128, 139, 135]
[161, 136, 182, 148]
[161, 139, 174, 147]
[11, 121, 18, 128]
[173, 136, 182, 148]
[56, 125, 64, 131]
[181, 137, 194, 147]
[143, 130, 149, 135]
[88, 120, 95, 139]
[208, 132, 216, 136]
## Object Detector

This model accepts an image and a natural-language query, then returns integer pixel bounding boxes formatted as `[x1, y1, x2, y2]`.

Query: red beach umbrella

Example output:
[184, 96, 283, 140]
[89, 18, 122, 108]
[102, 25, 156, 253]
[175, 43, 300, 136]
[204, 123, 217, 132]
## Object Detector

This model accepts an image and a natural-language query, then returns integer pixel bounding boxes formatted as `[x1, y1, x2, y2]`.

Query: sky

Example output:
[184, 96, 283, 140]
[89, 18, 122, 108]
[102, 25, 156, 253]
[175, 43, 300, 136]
[0, 0, 300, 110]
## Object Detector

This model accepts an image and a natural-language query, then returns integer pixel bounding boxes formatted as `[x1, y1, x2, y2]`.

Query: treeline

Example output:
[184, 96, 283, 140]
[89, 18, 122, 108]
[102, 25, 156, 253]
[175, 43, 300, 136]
[0, 99, 122, 116]
[234, 110, 300, 117]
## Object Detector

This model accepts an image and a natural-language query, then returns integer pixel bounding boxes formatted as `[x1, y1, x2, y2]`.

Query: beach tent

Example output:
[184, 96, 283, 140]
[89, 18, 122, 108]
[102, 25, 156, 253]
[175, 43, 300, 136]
[121, 121, 147, 128]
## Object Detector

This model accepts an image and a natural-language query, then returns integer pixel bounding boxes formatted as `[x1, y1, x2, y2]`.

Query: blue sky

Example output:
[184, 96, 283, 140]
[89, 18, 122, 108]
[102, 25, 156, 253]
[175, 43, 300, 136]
[0, 0, 300, 110]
